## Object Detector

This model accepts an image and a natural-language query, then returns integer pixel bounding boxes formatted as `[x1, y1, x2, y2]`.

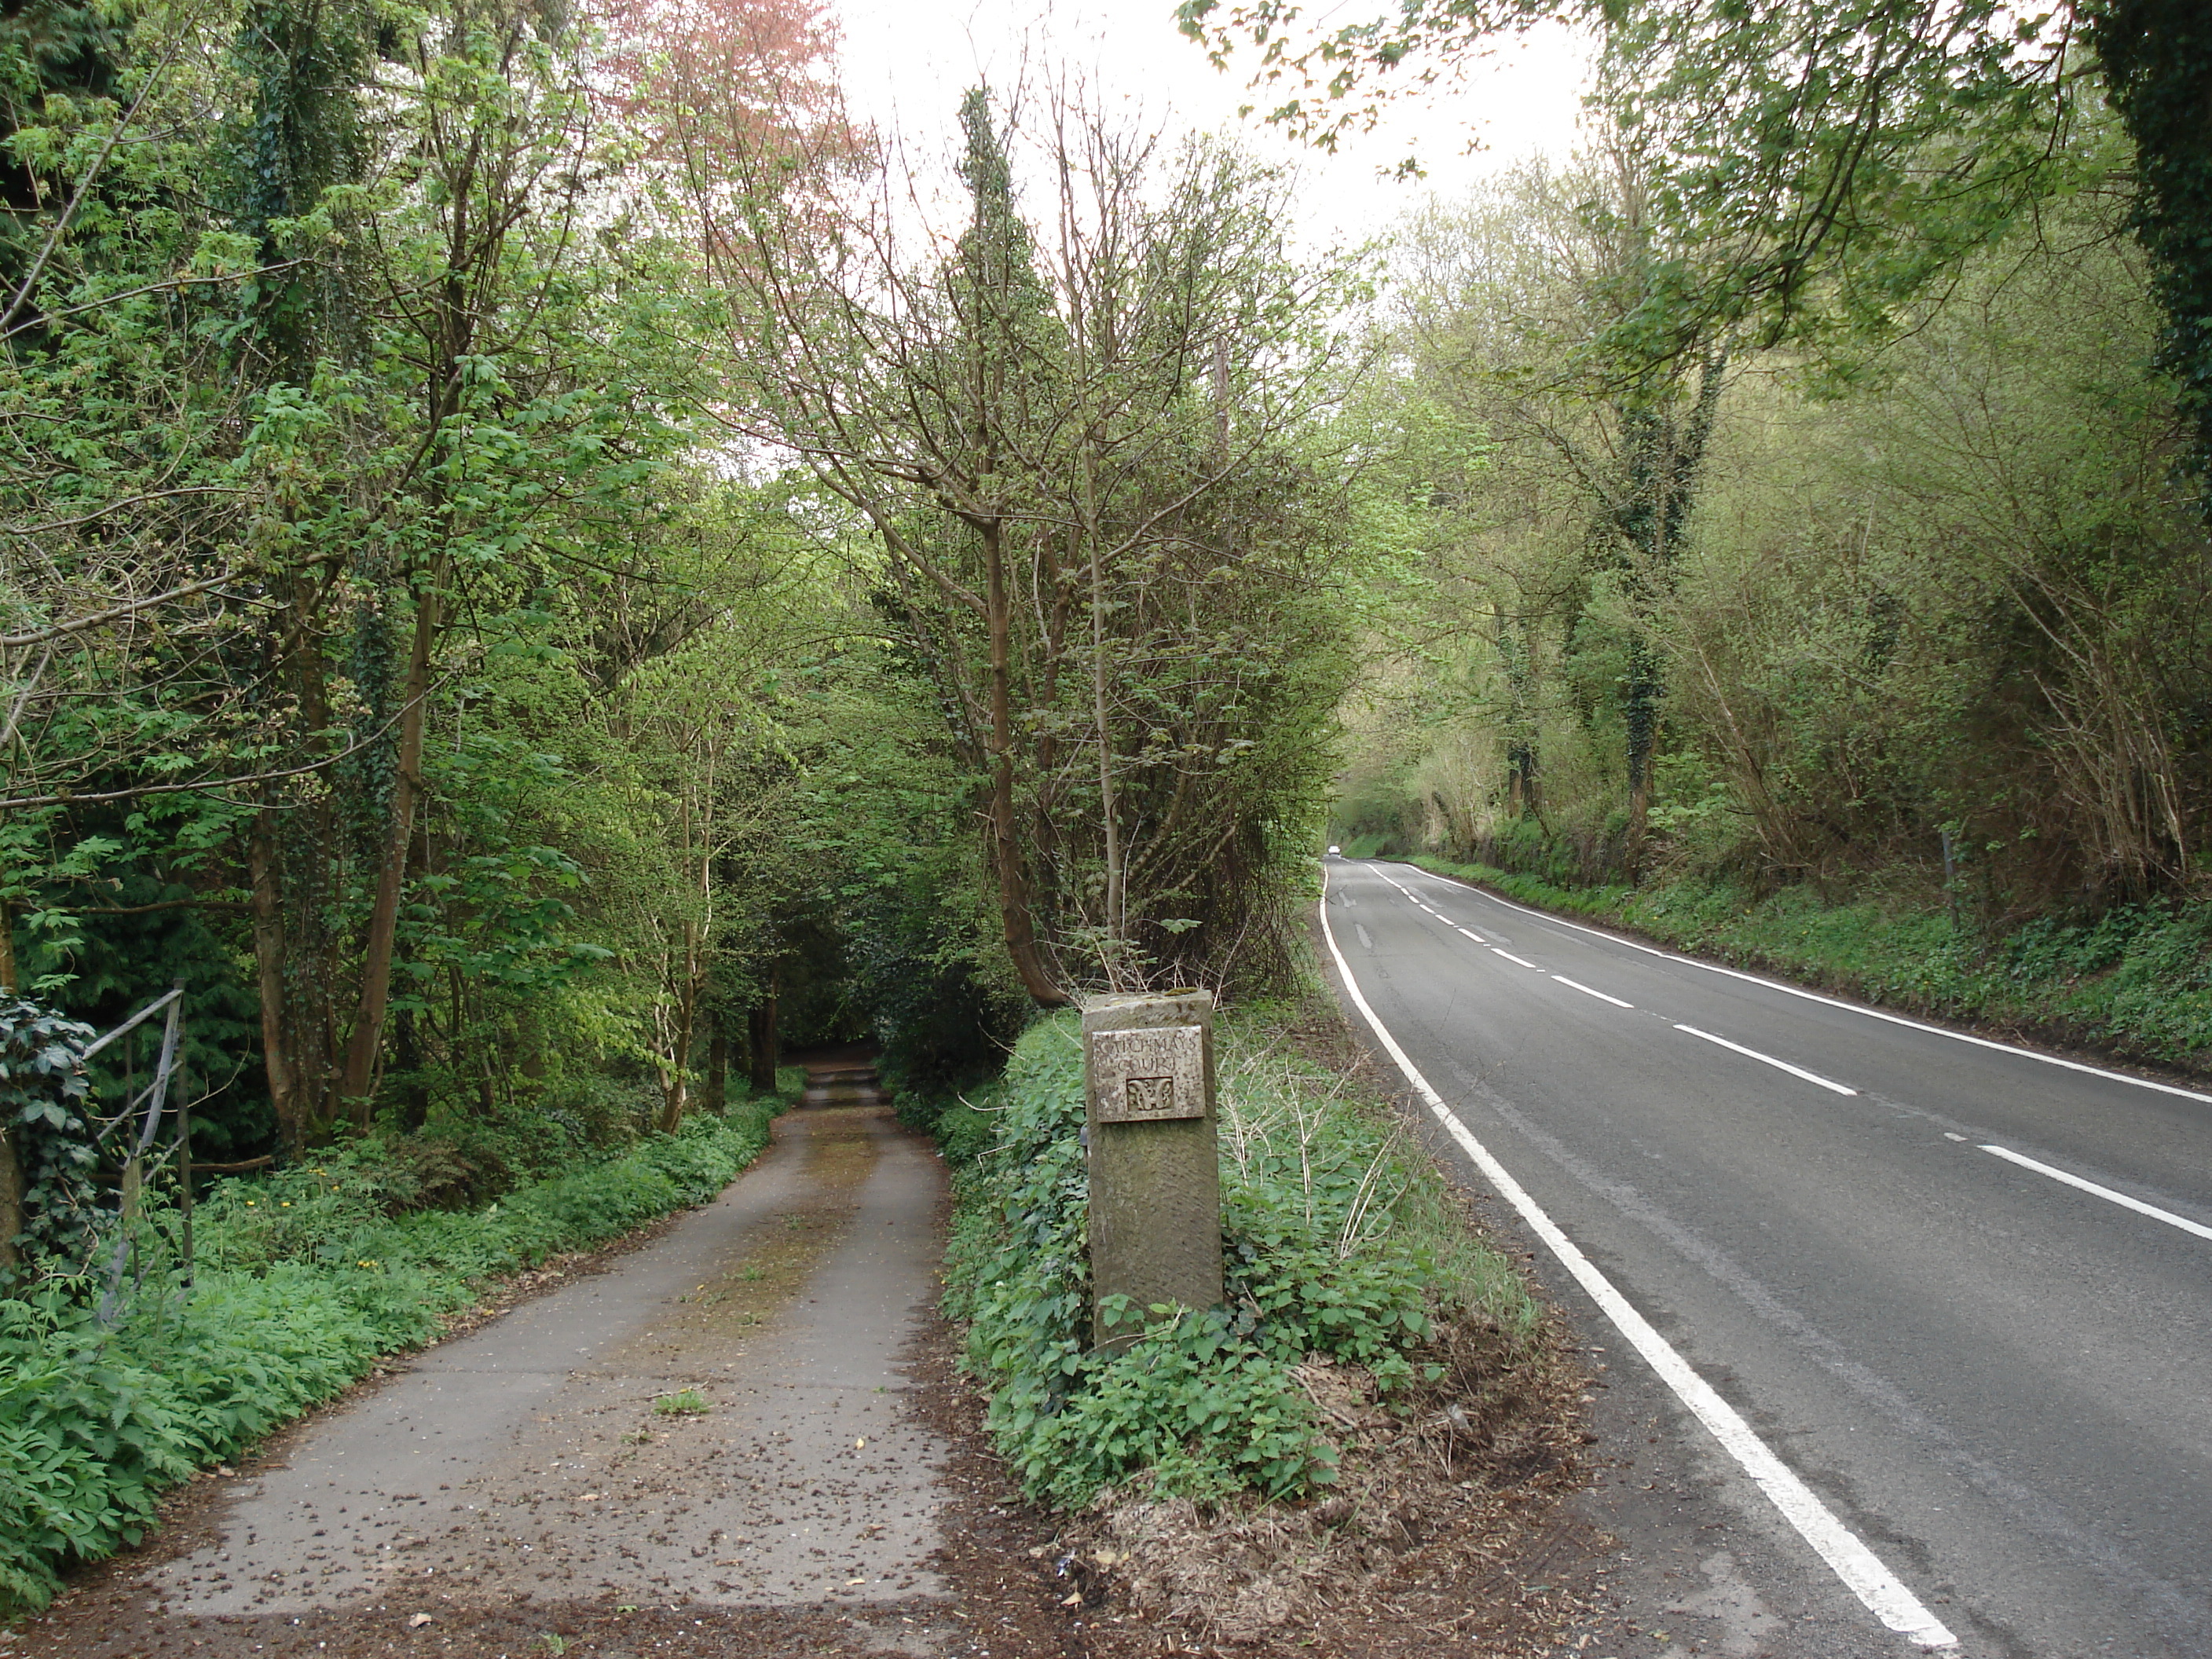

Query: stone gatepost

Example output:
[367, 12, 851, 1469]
[1082, 990, 1223, 1349]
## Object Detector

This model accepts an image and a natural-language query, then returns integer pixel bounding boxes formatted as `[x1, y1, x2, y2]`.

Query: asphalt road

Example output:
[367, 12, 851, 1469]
[1317, 858, 2212, 1659]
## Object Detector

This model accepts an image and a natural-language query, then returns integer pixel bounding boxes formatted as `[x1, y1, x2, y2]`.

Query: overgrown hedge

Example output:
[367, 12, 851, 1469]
[936, 1010, 1534, 1510]
[0, 1095, 784, 1613]
[1404, 854, 2212, 1074]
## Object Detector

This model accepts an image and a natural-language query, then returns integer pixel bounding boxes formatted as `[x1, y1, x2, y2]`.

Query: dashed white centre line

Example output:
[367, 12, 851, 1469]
[1674, 1024, 1859, 1097]
[1386, 860, 2212, 1108]
[1981, 1144, 2212, 1243]
[1491, 948, 1540, 969]
[1315, 868, 1956, 1650]
[1456, 927, 1488, 944]
[1553, 975, 1634, 1009]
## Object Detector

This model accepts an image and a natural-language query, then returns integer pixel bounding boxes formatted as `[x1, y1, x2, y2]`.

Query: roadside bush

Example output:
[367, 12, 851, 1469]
[941, 1009, 1535, 1511]
[0, 1095, 784, 1613]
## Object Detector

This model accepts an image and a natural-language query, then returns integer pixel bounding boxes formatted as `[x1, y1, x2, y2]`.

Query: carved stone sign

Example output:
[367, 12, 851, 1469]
[1081, 990, 1222, 1349]
[1090, 1025, 1205, 1123]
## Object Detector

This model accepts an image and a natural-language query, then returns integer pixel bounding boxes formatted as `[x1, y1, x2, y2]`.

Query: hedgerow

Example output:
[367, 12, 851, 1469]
[1404, 853, 2212, 1073]
[937, 1009, 1534, 1511]
[0, 1094, 783, 1613]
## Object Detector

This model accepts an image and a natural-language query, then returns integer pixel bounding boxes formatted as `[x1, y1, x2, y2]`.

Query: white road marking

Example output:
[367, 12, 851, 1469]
[1355, 923, 1375, 950]
[1675, 1024, 1859, 1097]
[1456, 927, 1488, 944]
[1944, 1133, 1967, 1143]
[1385, 862, 2212, 1108]
[1981, 1144, 2212, 1243]
[1316, 870, 1957, 1650]
[1554, 975, 1634, 1009]
[1491, 948, 1540, 969]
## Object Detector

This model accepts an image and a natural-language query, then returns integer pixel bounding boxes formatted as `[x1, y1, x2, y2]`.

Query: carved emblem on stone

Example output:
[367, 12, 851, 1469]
[1090, 1026, 1206, 1122]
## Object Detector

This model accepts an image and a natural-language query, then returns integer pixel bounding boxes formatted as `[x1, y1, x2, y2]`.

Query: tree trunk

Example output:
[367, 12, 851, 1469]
[705, 1021, 727, 1113]
[983, 519, 1068, 1005]
[746, 986, 779, 1094]
[339, 565, 439, 1119]
[656, 921, 698, 1135]
[250, 806, 309, 1157]
[1086, 453, 1126, 979]
[394, 1008, 429, 1131]
[1621, 635, 1661, 883]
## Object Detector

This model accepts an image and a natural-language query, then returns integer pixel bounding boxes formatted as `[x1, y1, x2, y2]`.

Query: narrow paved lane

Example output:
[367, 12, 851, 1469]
[156, 1102, 950, 1617]
[19, 1097, 970, 1659]
[1321, 858, 2212, 1659]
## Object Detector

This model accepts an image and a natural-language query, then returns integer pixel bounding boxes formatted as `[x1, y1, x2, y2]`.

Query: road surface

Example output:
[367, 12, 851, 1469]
[1318, 858, 2212, 1659]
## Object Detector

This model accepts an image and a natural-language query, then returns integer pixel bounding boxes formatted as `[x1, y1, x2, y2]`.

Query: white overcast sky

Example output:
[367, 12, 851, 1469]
[828, 0, 1594, 246]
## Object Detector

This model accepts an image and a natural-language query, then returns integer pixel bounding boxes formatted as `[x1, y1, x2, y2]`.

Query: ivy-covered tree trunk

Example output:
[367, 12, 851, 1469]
[234, 0, 369, 1148]
[1610, 351, 1727, 882]
[983, 518, 1067, 1005]
[2093, 0, 2212, 496]
[339, 566, 440, 1121]
[1497, 615, 1540, 821]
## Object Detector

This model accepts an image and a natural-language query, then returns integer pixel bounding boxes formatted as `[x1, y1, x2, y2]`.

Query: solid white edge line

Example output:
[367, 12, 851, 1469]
[1980, 1144, 2212, 1243]
[1554, 975, 1635, 1009]
[1492, 948, 1540, 969]
[1378, 862, 2212, 1108]
[1318, 869, 1957, 1650]
[1674, 1024, 1859, 1097]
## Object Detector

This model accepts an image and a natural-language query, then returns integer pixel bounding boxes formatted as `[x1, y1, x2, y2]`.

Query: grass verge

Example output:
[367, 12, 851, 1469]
[929, 1001, 1544, 1511]
[1403, 853, 2212, 1077]
[917, 997, 1583, 1646]
[0, 1082, 793, 1615]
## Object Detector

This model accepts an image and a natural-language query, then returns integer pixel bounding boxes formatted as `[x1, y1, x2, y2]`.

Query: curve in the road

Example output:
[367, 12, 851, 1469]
[1319, 856, 2212, 1659]
[1317, 866, 1960, 1651]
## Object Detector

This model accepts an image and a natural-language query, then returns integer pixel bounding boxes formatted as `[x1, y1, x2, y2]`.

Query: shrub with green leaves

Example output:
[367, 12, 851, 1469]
[0, 1099, 781, 1613]
[941, 1009, 1533, 1511]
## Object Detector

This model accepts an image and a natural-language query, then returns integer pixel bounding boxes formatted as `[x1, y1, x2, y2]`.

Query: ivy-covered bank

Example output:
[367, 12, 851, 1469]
[1397, 853, 2212, 1076]
[932, 1009, 1537, 1510]
[0, 1090, 790, 1613]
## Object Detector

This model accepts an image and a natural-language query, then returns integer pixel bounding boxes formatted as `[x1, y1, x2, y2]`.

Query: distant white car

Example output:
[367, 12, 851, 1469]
[1326, 844, 1341, 855]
